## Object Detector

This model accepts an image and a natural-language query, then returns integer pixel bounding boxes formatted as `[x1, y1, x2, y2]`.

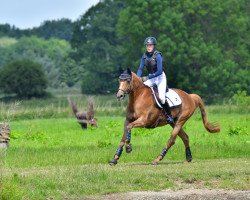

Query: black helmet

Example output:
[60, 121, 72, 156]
[144, 36, 157, 45]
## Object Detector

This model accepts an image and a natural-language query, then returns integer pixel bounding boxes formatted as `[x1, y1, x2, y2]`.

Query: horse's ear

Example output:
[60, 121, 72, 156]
[127, 68, 132, 75]
[118, 66, 124, 74]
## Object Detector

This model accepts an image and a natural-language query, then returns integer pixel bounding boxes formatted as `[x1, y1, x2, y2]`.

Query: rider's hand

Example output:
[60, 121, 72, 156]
[141, 76, 149, 82]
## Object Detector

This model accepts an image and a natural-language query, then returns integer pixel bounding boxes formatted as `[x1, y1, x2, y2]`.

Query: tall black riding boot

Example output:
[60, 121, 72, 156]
[162, 102, 174, 124]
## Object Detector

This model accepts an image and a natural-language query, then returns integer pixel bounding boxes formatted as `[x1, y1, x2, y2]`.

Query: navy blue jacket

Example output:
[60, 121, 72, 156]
[136, 51, 163, 79]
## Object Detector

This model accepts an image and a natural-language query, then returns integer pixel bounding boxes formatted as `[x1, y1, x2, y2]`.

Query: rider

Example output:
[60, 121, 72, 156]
[136, 36, 174, 124]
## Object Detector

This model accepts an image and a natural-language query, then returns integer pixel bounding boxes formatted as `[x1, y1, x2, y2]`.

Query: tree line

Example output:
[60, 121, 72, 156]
[0, 18, 73, 41]
[0, 0, 249, 103]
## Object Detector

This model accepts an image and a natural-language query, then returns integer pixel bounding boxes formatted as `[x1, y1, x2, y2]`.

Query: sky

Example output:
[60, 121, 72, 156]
[0, 0, 99, 29]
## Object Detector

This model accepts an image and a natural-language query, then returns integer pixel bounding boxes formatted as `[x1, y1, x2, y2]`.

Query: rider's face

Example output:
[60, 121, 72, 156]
[146, 44, 154, 53]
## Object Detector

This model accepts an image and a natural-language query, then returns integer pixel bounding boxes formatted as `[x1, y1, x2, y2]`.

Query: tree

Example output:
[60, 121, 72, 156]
[117, 0, 250, 102]
[0, 36, 72, 88]
[70, 0, 125, 94]
[60, 57, 80, 87]
[31, 19, 74, 41]
[0, 59, 48, 98]
[0, 19, 74, 41]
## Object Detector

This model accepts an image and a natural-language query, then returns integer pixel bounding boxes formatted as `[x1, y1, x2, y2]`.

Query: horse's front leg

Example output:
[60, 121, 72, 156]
[109, 118, 147, 165]
[109, 120, 130, 165]
[125, 117, 147, 153]
[125, 129, 132, 153]
[126, 117, 147, 131]
[125, 117, 150, 153]
[122, 119, 133, 153]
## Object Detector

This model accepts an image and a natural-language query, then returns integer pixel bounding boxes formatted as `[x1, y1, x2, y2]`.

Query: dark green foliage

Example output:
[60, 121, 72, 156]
[0, 59, 48, 98]
[0, 24, 22, 38]
[0, 0, 249, 100]
[81, 71, 113, 94]
[59, 57, 80, 87]
[116, 0, 250, 102]
[0, 36, 71, 88]
[0, 18, 74, 41]
[31, 19, 74, 41]
[71, 0, 125, 94]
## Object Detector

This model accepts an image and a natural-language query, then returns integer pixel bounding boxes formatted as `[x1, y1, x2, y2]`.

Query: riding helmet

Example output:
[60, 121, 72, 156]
[144, 36, 157, 45]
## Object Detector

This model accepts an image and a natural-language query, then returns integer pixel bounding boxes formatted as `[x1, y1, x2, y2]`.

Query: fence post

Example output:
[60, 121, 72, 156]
[0, 122, 10, 148]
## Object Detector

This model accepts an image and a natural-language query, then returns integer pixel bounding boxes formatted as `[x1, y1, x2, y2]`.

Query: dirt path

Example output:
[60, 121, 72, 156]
[87, 189, 250, 200]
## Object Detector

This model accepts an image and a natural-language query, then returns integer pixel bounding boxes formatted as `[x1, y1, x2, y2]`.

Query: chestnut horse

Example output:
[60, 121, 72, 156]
[109, 69, 220, 165]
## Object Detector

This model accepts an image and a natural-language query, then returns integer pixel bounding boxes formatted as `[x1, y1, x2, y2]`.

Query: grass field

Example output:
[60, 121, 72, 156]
[0, 109, 249, 199]
[0, 92, 249, 121]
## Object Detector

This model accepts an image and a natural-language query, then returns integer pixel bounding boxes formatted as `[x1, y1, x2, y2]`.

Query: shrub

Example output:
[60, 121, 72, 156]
[0, 59, 48, 98]
[231, 90, 250, 107]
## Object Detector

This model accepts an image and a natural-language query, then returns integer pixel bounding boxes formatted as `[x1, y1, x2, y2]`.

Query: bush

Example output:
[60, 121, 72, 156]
[231, 90, 250, 107]
[0, 59, 48, 98]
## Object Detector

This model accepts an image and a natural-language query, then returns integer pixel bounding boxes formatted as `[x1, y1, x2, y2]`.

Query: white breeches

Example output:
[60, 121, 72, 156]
[144, 72, 166, 104]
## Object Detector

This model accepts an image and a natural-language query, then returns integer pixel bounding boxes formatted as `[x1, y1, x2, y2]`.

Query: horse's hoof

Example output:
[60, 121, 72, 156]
[185, 147, 192, 162]
[125, 144, 132, 153]
[151, 160, 159, 165]
[108, 159, 118, 166]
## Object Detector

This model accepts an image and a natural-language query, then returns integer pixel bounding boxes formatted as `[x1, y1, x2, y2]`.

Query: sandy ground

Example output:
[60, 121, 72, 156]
[85, 189, 250, 200]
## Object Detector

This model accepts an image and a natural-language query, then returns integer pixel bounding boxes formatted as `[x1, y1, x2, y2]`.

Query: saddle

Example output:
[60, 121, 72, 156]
[150, 85, 182, 109]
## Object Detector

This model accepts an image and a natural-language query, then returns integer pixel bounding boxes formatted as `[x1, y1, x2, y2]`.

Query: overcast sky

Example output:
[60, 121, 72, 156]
[0, 0, 99, 29]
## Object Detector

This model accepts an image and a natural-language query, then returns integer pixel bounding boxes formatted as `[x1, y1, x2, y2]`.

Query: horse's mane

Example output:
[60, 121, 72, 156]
[131, 72, 145, 90]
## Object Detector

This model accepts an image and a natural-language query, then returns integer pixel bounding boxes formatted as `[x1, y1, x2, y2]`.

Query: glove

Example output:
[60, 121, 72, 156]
[141, 76, 149, 82]
[148, 73, 155, 79]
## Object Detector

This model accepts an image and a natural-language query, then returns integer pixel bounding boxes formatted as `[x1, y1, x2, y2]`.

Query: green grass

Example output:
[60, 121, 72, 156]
[0, 94, 127, 120]
[1, 159, 249, 199]
[0, 112, 249, 199]
[0, 93, 249, 121]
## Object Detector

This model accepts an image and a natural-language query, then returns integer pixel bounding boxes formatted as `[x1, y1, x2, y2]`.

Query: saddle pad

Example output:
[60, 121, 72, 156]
[165, 89, 182, 107]
[150, 88, 182, 108]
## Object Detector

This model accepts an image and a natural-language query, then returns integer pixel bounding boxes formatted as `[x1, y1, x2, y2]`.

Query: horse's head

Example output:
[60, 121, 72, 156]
[117, 68, 132, 100]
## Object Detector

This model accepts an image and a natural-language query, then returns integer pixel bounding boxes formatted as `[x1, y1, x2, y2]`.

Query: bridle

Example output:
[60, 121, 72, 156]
[118, 74, 132, 95]
[118, 79, 132, 94]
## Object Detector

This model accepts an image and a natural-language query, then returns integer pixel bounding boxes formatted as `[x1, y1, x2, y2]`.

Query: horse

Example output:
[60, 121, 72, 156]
[109, 68, 220, 165]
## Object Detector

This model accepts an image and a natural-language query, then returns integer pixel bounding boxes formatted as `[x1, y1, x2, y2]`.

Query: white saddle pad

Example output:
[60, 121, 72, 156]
[165, 89, 182, 107]
[150, 88, 182, 108]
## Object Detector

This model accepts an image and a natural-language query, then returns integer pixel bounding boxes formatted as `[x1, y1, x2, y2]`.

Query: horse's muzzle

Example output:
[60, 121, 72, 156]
[116, 90, 125, 100]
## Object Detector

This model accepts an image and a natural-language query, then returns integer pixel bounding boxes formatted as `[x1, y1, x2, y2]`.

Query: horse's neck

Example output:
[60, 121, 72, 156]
[131, 73, 145, 92]
[128, 73, 148, 105]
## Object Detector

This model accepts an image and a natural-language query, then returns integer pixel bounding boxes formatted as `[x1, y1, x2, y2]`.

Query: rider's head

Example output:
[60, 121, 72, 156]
[144, 36, 157, 53]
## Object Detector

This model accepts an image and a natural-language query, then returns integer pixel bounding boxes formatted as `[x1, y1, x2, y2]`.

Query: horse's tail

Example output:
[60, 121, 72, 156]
[67, 97, 78, 116]
[190, 94, 220, 133]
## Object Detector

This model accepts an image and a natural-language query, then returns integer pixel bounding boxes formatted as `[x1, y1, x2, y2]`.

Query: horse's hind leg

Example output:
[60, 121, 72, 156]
[178, 128, 192, 162]
[152, 123, 183, 165]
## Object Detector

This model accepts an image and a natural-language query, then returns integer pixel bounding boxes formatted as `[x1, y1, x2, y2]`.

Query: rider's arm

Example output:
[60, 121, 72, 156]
[148, 53, 163, 79]
[136, 55, 145, 77]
